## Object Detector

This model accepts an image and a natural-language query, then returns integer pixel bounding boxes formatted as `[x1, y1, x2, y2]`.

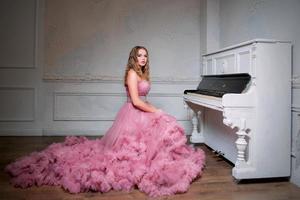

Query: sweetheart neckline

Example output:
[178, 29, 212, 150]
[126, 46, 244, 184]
[125, 80, 149, 87]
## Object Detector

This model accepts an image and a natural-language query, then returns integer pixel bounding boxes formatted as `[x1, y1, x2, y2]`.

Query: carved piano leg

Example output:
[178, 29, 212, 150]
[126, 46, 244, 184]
[235, 129, 247, 165]
[232, 127, 251, 179]
[190, 110, 205, 143]
[223, 115, 253, 178]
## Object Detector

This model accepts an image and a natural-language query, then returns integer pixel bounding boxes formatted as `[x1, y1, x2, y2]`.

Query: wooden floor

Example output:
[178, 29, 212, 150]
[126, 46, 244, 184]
[1, 136, 300, 200]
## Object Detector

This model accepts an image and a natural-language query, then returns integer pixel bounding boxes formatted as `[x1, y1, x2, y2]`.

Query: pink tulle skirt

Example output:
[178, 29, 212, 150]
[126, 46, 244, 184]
[5, 102, 205, 197]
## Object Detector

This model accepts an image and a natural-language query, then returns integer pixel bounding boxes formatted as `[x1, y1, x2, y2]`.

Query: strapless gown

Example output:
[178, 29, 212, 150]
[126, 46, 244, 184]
[5, 80, 205, 197]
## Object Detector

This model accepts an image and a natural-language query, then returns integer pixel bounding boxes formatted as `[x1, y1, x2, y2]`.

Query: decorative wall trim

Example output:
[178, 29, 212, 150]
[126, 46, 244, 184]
[292, 108, 300, 113]
[42, 129, 106, 136]
[53, 91, 188, 121]
[43, 74, 200, 84]
[54, 92, 126, 97]
[292, 75, 300, 111]
[0, 86, 36, 122]
[0, 0, 38, 69]
[148, 93, 183, 97]
[292, 75, 300, 88]
[148, 93, 188, 121]
[33, 0, 39, 69]
[292, 78, 300, 112]
[53, 92, 126, 121]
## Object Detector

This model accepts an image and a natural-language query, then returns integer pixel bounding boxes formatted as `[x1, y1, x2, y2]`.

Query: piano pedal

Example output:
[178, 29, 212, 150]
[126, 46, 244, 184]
[212, 150, 222, 156]
[212, 150, 225, 160]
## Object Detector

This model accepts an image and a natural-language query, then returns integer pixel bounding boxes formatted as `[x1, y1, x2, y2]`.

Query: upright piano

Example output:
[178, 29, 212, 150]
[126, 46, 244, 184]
[184, 39, 292, 180]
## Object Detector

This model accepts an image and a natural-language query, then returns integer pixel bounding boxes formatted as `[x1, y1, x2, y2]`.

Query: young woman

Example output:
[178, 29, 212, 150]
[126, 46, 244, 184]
[5, 46, 205, 197]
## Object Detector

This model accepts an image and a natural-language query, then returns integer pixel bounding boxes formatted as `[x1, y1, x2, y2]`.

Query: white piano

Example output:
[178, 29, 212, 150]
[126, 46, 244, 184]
[184, 39, 292, 180]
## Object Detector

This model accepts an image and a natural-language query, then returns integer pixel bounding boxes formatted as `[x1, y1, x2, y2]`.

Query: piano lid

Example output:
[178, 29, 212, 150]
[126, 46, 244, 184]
[184, 73, 251, 97]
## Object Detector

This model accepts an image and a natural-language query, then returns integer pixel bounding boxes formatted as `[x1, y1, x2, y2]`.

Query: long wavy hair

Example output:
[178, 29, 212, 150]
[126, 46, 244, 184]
[124, 46, 150, 85]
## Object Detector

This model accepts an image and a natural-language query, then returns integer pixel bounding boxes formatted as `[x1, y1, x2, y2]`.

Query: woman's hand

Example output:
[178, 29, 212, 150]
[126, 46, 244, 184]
[155, 109, 163, 113]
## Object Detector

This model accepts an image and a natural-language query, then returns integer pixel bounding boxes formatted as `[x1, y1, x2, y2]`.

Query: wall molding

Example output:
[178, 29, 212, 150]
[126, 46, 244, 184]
[292, 108, 300, 113]
[53, 92, 126, 121]
[0, 0, 38, 69]
[293, 77, 300, 88]
[53, 91, 188, 121]
[292, 74, 300, 111]
[148, 93, 183, 97]
[42, 128, 106, 136]
[43, 74, 200, 84]
[0, 86, 36, 122]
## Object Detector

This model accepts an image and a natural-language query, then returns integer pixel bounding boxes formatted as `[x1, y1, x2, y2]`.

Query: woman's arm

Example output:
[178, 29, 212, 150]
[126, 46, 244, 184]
[127, 70, 159, 113]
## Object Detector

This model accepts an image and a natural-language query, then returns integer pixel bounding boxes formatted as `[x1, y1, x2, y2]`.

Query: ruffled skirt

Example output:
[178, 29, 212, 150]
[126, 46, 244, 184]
[5, 102, 205, 197]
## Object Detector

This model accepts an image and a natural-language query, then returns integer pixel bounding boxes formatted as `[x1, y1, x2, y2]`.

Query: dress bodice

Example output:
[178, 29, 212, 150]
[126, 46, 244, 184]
[126, 80, 150, 97]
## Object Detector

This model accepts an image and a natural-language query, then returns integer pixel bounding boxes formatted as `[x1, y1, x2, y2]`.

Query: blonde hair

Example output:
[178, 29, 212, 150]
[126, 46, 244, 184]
[124, 46, 150, 85]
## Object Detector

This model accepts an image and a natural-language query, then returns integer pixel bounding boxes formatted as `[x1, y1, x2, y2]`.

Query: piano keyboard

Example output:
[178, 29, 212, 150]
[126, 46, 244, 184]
[184, 92, 222, 111]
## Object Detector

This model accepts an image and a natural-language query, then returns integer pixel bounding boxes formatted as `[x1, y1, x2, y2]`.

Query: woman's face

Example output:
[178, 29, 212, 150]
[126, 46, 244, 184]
[136, 48, 147, 67]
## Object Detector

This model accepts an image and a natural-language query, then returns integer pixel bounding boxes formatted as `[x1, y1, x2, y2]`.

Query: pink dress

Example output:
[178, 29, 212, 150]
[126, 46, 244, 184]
[5, 80, 205, 197]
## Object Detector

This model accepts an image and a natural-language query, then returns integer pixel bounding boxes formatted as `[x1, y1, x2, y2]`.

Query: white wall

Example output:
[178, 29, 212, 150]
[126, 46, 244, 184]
[43, 0, 202, 80]
[219, 0, 300, 76]
[0, 0, 204, 136]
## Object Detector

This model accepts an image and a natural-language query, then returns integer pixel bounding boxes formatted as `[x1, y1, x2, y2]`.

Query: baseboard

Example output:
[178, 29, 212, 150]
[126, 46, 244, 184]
[42, 129, 105, 136]
[291, 157, 300, 187]
[0, 129, 43, 136]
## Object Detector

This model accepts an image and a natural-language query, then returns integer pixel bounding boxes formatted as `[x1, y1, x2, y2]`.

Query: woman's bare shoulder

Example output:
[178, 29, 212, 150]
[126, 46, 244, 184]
[127, 69, 140, 80]
[128, 69, 138, 76]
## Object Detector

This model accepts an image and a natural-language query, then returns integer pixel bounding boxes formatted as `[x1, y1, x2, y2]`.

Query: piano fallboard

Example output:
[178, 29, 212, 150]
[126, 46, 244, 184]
[184, 73, 251, 97]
